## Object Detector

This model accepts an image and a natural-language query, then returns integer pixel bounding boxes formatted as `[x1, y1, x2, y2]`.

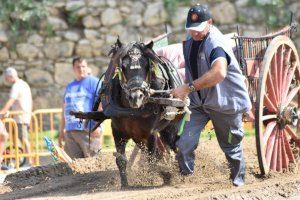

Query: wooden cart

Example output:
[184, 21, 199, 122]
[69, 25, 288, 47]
[234, 23, 300, 174]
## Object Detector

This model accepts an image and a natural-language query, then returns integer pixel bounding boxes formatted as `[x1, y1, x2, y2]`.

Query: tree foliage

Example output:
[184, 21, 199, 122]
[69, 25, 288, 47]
[0, 0, 53, 33]
[248, 0, 291, 28]
[163, 0, 190, 22]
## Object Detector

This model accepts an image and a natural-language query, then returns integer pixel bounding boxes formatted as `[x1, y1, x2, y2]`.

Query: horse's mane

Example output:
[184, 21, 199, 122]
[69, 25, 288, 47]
[109, 40, 160, 65]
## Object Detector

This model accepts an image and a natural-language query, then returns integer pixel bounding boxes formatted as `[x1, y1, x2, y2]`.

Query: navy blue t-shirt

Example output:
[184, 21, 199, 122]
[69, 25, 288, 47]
[189, 44, 229, 81]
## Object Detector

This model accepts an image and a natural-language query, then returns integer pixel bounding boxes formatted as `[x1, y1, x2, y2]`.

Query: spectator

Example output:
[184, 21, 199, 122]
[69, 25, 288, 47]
[0, 118, 9, 170]
[59, 57, 103, 159]
[0, 67, 33, 165]
[171, 5, 251, 186]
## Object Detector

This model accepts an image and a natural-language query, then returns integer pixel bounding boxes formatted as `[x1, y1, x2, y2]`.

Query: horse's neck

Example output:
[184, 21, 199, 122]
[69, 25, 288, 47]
[120, 90, 131, 108]
[150, 76, 166, 91]
[150, 63, 168, 91]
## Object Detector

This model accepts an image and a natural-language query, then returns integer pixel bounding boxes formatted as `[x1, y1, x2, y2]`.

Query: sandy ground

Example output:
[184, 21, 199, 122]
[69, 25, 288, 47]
[1, 136, 300, 200]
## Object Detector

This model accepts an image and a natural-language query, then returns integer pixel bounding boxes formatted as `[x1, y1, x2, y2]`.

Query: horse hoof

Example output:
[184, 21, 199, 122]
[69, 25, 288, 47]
[121, 183, 129, 189]
[160, 171, 172, 185]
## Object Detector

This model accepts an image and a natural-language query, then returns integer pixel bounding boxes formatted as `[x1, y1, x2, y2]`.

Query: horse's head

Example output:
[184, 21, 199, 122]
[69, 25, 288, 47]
[110, 39, 156, 108]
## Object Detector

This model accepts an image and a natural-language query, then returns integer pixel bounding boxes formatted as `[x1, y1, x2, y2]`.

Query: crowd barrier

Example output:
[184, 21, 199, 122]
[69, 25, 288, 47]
[2, 117, 21, 170]
[1, 109, 114, 171]
[2, 111, 40, 169]
[1, 109, 253, 171]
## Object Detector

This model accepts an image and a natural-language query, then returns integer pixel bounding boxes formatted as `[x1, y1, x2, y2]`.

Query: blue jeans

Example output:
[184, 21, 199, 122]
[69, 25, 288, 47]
[176, 107, 246, 186]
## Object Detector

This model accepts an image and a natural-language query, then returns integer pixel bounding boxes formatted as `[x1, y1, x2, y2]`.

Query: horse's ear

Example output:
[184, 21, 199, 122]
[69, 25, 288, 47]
[108, 37, 123, 56]
[145, 41, 154, 50]
[116, 37, 123, 48]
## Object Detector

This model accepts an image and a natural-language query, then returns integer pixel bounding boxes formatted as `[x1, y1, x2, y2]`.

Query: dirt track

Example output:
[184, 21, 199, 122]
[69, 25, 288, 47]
[1, 136, 300, 200]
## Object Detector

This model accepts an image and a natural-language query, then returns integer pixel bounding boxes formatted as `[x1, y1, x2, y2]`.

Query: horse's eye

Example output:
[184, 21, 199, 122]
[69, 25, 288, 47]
[139, 57, 148, 67]
[122, 58, 130, 68]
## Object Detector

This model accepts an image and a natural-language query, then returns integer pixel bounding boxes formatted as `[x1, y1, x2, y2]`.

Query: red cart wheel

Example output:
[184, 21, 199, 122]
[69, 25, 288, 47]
[256, 35, 300, 175]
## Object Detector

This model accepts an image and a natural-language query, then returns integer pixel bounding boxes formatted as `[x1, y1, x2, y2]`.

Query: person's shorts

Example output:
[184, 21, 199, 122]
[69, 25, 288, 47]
[64, 130, 101, 159]
[16, 123, 29, 142]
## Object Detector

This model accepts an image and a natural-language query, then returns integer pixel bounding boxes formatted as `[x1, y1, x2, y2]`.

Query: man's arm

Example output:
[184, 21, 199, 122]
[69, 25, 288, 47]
[0, 98, 16, 114]
[171, 58, 227, 100]
[192, 58, 227, 90]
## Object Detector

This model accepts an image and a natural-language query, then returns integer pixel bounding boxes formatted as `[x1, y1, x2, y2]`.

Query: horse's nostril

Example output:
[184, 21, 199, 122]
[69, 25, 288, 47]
[139, 93, 144, 99]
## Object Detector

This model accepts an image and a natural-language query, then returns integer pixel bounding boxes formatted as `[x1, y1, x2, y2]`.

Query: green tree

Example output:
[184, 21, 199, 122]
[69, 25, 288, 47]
[248, 0, 291, 28]
[0, 0, 54, 45]
[163, 0, 190, 23]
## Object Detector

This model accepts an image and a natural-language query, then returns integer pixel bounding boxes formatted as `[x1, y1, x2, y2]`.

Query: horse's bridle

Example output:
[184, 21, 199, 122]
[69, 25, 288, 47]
[116, 45, 153, 104]
[120, 71, 151, 102]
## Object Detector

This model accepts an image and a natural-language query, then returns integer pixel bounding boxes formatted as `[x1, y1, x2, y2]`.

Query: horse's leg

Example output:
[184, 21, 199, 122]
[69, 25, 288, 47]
[158, 124, 181, 185]
[147, 133, 173, 185]
[147, 133, 159, 163]
[112, 129, 128, 188]
[160, 123, 180, 152]
[128, 144, 140, 169]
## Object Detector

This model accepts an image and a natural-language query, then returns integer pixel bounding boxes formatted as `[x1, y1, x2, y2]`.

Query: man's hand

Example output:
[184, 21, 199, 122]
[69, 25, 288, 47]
[171, 84, 189, 101]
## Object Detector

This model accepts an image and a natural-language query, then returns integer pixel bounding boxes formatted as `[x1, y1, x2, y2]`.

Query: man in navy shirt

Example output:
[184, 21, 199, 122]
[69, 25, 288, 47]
[171, 4, 251, 186]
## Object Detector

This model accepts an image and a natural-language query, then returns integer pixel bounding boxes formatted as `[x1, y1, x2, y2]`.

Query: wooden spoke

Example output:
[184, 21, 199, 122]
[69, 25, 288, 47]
[281, 131, 289, 169]
[276, 130, 283, 172]
[265, 129, 277, 168]
[266, 70, 279, 106]
[263, 121, 277, 144]
[262, 114, 277, 121]
[270, 129, 279, 171]
[277, 45, 284, 101]
[285, 125, 298, 140]
[281, 48, 292, 99]
[283, 130, 296, 164]
[264, 95, 277, 112]
[282, 62, 298, 100]
[284, 86, 300, 107]
[271, 53, 279, 100]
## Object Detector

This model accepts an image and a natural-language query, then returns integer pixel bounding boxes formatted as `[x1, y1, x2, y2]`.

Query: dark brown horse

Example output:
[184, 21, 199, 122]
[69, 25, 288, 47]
[72, 39, 185, 187]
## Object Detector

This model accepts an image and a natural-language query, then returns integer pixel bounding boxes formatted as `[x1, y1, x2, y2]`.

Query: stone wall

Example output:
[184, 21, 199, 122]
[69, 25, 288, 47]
[0, 0, 299, 109]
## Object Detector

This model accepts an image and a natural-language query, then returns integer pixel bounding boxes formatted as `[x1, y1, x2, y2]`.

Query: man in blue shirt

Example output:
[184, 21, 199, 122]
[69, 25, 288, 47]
[171, 5, 251, 186]
[59, 57, 102, 159]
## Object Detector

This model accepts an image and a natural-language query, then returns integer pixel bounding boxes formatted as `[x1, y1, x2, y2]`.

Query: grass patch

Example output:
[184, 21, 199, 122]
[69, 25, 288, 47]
[200, 128, 255, 140]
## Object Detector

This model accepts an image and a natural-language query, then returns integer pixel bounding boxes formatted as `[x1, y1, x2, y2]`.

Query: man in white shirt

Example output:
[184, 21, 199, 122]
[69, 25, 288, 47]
[0, 67, 33, 165]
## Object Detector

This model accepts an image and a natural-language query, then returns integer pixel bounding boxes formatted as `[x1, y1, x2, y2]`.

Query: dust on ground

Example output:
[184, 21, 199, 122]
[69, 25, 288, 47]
[1, 136, 300, 200]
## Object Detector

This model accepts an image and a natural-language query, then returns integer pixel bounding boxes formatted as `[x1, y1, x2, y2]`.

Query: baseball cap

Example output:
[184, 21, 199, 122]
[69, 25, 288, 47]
[4, 67, 18, 77]
[185, 4, 211, 32]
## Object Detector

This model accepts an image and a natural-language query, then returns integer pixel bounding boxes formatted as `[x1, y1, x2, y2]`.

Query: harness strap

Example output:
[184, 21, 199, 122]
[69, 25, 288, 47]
[178, 113, 187, 136]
